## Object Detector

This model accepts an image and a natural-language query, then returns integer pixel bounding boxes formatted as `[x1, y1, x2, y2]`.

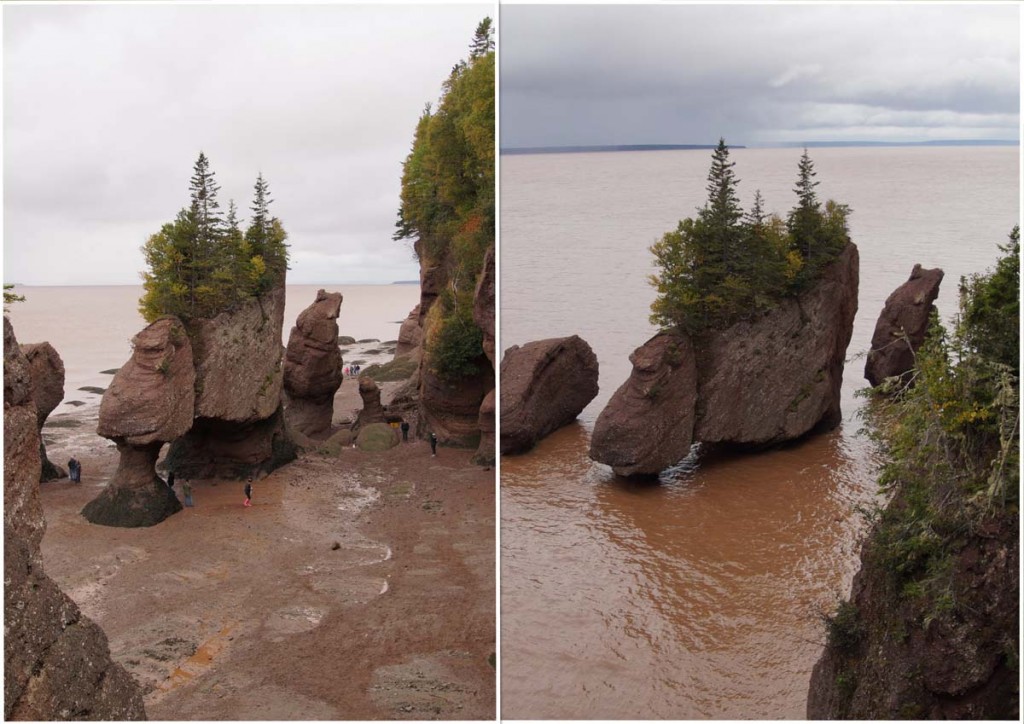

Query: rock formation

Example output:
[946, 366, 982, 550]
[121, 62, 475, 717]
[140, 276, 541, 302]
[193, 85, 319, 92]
[394, 304, 423, 359]
[500, 336, 599, 455]
[807, 497, 1017, 718]
[473, 389, 496, 466]
[419, 364, 494, 448]
[83, 317, 193, 527]
[591, 242, 859, 476]
[864, 264, 944, 387]
[20, 341, 66, 480]
[166, 286, 296, 478]
[352, 376, 386, 434]
[283, 289, 343, 438]
[355, 422, 399, 451]
[5, 316, 146, 720]
[474, 248, 496, 368]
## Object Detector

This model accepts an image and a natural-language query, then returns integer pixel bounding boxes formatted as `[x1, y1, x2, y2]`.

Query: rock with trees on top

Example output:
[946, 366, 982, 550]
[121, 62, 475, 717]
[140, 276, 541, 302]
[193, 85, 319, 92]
[5, 317, 146, 719]
[864, 264, 944, 388]
[283, 289, 343, 439]
[591, 141, 859, 476]
[500, 335, 599, 455]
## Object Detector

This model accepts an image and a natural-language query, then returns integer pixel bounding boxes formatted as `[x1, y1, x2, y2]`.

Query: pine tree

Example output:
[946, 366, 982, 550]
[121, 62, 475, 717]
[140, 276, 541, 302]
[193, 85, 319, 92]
[243, 174, 288, 294]
[788, 148, 823, 275]
[470, 17, 494, 59]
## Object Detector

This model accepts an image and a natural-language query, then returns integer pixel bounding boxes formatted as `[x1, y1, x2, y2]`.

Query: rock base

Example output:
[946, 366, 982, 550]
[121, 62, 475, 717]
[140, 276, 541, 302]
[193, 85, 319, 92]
[82, 479, 181, 528]
[165, 408, 296, 480]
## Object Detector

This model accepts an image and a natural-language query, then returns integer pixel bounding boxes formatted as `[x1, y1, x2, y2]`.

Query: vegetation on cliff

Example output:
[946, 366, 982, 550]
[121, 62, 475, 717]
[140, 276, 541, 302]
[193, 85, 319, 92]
[649, 140, 849, 334]
[139, 153, 289, 322]
[814, 228, 1019, 717]
[394, 19, 494, 381]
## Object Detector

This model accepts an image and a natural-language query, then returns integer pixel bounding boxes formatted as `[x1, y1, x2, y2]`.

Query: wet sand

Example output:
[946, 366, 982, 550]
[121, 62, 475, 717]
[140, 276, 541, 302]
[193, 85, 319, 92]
[36, 379, 495, 720]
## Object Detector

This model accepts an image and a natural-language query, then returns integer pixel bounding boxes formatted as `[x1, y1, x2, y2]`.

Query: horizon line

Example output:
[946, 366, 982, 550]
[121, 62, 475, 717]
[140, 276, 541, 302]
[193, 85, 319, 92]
[501, 139, 1020, 155]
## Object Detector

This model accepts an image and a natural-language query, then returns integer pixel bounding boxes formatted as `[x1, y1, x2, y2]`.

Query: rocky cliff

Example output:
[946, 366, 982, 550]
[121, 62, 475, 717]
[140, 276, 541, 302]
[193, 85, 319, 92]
[283, 289, 343, 438]
[807, 492, 1017, 719]
[20, 341, 66, 480]
[864, 264, 944, 387]
[591, 242, 859, 476]
[500, 335, 599, 455]
[4, 317, 146, 720]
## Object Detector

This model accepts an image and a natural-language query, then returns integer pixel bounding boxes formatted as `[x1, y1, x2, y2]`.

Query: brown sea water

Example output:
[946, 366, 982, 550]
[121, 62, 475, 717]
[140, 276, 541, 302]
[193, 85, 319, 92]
[500, 146, 1019, 718]
[6, 283, 420, 414]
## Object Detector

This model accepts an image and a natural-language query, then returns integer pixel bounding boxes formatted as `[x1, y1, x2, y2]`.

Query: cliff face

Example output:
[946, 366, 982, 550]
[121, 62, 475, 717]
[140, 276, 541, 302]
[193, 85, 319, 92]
[4, 317, 146, 720]
[807, 496, 1018, 719]
[590, 242, 859, 476]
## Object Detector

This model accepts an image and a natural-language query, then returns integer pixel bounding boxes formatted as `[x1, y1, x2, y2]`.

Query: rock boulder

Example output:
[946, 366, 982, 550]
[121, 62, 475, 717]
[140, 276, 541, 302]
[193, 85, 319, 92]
[590, 242, 859, 476]
[283, 289, 343, 438]
[500, 336, 599, 455]
[4, 317, 146, 720]
[864, 264, 944, 387]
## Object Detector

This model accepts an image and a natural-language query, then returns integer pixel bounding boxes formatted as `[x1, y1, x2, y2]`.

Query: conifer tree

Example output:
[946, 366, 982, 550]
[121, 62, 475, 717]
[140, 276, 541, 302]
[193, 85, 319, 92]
[788, 149, 824, 278]
[470, 17, 494, 58]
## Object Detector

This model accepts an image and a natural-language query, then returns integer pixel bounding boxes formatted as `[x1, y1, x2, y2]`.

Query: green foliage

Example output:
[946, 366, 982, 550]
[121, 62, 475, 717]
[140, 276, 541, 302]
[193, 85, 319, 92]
[825, 601, 863, 655]
[139, 154, 290, 322]
[863, 230, 1019, 620]
[649, 143, 850, 333]
[3, 283, 25, 313]
[394, 19, 494, 380]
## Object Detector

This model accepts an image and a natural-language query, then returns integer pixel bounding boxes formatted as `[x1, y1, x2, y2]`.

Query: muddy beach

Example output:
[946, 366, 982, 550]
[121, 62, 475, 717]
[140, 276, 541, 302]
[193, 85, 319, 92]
[36, 380, 496, 720]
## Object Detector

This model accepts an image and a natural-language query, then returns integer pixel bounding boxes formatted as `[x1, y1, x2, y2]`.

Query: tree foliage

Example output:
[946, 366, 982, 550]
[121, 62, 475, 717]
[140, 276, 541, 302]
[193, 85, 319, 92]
[3, 284, 25, 313]
[650, 141, 850, 334]
[140, 154, 289, 322]
[394, 18, 494, 381]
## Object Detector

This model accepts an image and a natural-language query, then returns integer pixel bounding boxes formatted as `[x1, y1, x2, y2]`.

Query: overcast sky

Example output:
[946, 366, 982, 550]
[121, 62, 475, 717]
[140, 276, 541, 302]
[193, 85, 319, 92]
[4, 2, 489, 286]
[501, 3, 1020, 149]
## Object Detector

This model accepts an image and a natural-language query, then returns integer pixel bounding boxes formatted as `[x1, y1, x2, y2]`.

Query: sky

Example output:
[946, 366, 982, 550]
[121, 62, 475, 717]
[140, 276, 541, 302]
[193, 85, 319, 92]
[501, 3, 1020, 149]
[3, 2, 489, 286]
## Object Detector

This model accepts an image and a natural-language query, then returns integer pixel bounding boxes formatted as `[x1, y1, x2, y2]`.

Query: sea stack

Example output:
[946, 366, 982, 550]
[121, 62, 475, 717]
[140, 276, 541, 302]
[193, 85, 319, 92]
[864, 264, 944, 387]
[283, 289, 344, 439]
[20, 341, 67, 480]
[591, 242, 859, 476]
[500, 335, 600, 455]
[83, 317, 194, 527]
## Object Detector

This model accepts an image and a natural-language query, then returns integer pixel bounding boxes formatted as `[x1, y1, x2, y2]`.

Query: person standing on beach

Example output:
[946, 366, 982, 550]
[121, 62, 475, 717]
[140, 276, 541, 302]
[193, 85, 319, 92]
[429, 432, 437, 457]
[68, 458, 81, 483]
[182, 480, 193, 507]
[244, 479, 253, 507]
[401, 420, 410, 442]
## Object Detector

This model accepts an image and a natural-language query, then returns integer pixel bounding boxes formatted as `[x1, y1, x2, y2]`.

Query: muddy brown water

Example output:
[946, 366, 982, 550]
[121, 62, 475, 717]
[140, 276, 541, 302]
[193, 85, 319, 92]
[500, 145, 1019, 718]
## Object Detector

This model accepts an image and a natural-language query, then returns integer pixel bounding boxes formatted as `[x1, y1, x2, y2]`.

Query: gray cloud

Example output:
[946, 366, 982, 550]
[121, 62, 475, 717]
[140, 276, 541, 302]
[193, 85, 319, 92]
[4, 3, 488, 285]
[500, 4, 1019, 148]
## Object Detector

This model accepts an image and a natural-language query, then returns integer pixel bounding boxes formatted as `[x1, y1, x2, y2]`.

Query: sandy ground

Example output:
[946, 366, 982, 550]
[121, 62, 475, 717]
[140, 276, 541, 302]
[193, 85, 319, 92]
[36, 377, 496, 720]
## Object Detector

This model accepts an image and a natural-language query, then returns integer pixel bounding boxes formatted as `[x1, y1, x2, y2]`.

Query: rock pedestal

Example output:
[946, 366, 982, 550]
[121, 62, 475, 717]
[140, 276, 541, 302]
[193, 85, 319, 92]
[500, 335, 599, 455]
[352, 376, 386, 435]
[394, 305, 423, 359]
[5, 317, 146, 719]
[864, 264, 944, 387]
[84, 316, 194, 527]
[283, 289, 343, 438]
[591, 242, 859, 476]
[20, 342, 66, 481]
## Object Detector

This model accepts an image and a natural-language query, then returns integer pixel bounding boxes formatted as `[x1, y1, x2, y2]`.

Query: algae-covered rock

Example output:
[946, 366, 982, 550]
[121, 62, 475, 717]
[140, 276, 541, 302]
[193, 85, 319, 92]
[355, 423, 399, 451]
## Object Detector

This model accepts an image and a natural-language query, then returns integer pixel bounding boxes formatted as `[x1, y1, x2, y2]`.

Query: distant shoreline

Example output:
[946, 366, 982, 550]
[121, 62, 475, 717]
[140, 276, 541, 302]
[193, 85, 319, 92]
[501, 139, 1018, 155]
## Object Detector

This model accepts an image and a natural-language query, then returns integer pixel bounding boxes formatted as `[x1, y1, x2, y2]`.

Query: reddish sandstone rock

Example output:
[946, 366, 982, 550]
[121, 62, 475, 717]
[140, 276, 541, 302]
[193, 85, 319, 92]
[394, 305, 423, 359]
[20, 341, 66, 481]
[473, 389, 496, 466]
[85, 317, 193, 527]
[283, 289, 343, 438]
[4, 317, 146, 720]
[420, 364, 493, 448]
[590, 243, 859, 475]
[352, 376, 386, 435]
[589, 333, 696, 476]
[501, 336, 599, 455]
[864, 264, 944, 387]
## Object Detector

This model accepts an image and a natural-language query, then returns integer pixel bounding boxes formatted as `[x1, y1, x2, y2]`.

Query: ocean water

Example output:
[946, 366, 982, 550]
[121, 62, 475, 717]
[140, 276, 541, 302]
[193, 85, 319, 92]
[6, 283, 420, 413]
[499, 145, 1019, 718]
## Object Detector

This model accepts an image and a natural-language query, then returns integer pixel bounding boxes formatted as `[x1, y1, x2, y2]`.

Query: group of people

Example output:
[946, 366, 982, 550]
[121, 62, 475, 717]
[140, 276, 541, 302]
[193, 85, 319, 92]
[343, 364, 362, 376]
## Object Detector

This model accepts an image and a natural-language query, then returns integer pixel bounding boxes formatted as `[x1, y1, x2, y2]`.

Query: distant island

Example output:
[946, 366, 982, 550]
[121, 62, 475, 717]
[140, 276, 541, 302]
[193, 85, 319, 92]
[501, 139, 1017, 155]
[391, 280, 419, 285]
[501, 144, 743, 155]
